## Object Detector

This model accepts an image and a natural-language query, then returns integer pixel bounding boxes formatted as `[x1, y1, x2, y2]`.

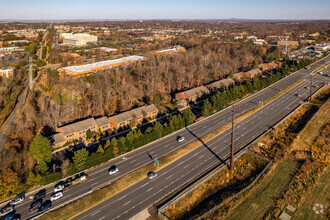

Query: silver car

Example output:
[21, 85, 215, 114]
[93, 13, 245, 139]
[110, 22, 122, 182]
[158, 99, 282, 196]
[0, 206, 14, 217]
[148, 172, 157, 179]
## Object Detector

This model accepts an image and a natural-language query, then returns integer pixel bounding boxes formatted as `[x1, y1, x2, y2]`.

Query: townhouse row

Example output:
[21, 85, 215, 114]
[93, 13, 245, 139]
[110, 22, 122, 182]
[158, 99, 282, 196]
[50, 104, 158, 148]
[175, 61, 281, 107]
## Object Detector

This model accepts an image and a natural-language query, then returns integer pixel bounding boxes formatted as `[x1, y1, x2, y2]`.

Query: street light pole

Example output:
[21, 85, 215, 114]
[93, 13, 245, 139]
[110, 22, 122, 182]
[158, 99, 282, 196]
[231, 105, 235, 172]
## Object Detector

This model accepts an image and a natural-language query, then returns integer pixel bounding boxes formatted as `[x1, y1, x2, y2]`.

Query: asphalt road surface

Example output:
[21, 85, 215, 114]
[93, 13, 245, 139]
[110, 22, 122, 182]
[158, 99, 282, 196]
[2, 55, 329, 219]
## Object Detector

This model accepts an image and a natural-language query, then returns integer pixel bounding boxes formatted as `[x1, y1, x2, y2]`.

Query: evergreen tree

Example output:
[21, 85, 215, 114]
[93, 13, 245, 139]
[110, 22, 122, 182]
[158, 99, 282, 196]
[86, 129, 92, 139]
[72, 148, 89, 171]
[153, 122, 164, 139]
[183, 108, 195, 126]
[38, 161, 48, 175]
[246, 80, 254, 93]
[202, 99, 213, 117]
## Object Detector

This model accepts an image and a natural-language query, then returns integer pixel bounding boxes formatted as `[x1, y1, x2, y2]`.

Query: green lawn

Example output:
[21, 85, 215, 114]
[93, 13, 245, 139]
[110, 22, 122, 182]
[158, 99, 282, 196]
[291, 168, 329, 220]
[227, 160, 299, 220]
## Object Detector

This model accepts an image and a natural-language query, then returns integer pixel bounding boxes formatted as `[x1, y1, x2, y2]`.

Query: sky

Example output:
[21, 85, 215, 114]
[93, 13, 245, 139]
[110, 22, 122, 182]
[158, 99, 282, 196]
[0, 0, 329, 20]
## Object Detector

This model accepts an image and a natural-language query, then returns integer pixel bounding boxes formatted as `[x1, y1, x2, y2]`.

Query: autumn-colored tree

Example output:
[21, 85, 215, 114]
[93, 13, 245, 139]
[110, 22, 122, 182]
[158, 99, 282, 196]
[96, 144, 104, 154]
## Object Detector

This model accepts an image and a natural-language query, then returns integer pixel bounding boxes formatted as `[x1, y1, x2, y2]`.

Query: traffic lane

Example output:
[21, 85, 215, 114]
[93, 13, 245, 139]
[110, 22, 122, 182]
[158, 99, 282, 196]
[76, 80, 311, 220]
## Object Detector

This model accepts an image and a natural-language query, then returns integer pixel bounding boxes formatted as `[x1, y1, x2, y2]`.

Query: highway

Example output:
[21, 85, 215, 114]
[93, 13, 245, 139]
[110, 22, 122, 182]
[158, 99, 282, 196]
[75, 69, 329, 220]
[2, 55, 329, 219]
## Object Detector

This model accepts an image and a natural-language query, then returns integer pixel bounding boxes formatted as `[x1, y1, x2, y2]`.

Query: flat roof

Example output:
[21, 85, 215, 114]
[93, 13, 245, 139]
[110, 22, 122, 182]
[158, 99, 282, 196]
[60, 55, 144, 74]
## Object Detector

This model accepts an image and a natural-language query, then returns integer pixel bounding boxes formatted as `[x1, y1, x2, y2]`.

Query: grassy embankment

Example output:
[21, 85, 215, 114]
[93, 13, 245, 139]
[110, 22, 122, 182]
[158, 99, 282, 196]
[39, 78, 306, 220]
[209, 87, 330, 220]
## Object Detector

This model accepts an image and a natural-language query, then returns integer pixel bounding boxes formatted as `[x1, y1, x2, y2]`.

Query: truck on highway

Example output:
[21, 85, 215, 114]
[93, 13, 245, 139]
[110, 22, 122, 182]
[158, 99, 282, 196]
[54, 172, 88, 192]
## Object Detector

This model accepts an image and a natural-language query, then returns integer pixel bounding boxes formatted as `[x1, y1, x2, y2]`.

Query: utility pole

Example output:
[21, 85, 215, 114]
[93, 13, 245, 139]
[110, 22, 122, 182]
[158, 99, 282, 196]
[309, 74, 313, 102]
[230, 105, 235, 172]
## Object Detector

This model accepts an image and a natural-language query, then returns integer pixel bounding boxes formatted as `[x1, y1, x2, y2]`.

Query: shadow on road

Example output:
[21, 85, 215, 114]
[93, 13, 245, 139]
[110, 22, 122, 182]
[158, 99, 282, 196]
[186, 127, 226, 166]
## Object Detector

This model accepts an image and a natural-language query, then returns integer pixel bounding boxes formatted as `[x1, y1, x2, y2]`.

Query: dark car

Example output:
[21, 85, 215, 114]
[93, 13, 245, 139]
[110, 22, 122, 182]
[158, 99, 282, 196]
[0, 212, 15, 220]
[29, 200, 42, 212]
[33, 193, 45, 202]
[38, 201, 51, 212]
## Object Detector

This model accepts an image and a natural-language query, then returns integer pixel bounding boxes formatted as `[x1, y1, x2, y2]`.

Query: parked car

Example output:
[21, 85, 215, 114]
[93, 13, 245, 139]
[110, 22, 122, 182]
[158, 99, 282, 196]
[148, 172, 157, 179]
[177, 136, 185, 142]
[10, 194, 25, 205]
[108, 165, 119, 175]
[50, 192, 63, 201]
[0, 206, 13, 217]
[38, 201, 51, 212]
[29, 200, 42, 212]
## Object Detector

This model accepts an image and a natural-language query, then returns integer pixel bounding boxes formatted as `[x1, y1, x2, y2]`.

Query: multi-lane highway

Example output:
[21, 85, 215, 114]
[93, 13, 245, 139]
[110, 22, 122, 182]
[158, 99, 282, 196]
[74, 68, 329, 220]
[3, 55, 329, 219]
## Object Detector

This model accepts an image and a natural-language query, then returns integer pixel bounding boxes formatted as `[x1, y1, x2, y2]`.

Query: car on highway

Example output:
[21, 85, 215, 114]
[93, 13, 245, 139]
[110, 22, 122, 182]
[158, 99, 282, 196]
[148, 172, 157, 179]
[9, 194, 25, 205]
[177, 136, 185, 142]
[0, 206, 13, 217]
[38, 201, 51, 212]
[29, 200, 42, 212]
[54, 184, 64, 192]
[108, 165, 119, 175]
[0, 213, 15, 220]
[319, 71, 323, 74]
[50, 191, 63, 201]
[33, 191, 45, 201]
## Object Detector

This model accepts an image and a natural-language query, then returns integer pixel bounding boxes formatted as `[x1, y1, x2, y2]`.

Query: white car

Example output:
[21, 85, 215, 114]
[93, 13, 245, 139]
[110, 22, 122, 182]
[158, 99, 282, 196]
[10, 194, 25, 205]
[108, 165, 119, 175]
[0, 206, 14, 216]
[148, 172, 157, 179]
[177, 136, 185, 142]
[54, 184, 64, 192]
[319, 71, 323, 74]
[50, 191, 63, 201]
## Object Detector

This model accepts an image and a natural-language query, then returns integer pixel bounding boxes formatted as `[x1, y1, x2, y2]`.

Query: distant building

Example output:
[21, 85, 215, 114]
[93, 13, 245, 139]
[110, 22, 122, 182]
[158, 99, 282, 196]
[233, 72, 246, 81]
[0, 67, 14, 78]
[108, 105, 158, 130]
[90, 47, 118, 54]
[0, 47, 24, 52]
[244, 69, 262, 78]
[277, 40, 299, 47]
[154, 46, 186, 55]
[58, 55, 144, 78]
[61, 33, 98, 47]
[175, 86, 210, 107]
[259, 61, 279, 72]
[206, 78, 235, 92]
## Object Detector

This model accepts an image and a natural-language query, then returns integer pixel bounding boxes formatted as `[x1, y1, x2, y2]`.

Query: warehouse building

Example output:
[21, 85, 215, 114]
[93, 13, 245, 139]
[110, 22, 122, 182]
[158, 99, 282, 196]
[58, 55, 144, 78]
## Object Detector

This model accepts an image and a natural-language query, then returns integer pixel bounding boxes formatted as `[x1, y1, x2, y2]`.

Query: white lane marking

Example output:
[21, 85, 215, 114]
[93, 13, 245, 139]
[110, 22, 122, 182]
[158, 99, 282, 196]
[129, 159, 136, 164]
[99, 216, 105, 220]
[91, 182, 99, 186]
[62, 194, 72, 200]
[123, 201, 131, 206]
[166, 174, 173, 180]
[184, 164, 189, 169]
[146, 187, 153, 192]
[199, 155, 204, 159]
[118, 195, 126, 201]
[91, 210, 101, 216]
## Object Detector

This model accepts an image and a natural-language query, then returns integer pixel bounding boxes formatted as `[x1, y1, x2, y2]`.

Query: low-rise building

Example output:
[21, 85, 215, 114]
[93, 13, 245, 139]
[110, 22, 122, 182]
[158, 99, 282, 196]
[58, 55, 144, 78]
[233, 72, 246, 81]
[206, 78, 235, 92]
[62, 33, 98, 47]
[154, 46, 185, 55]
[91, 47, 118, 54]
[0, 67, 14, 78]
[0, 47, 24, 52]
[109, 104, 158, 129]
[245, 68, 262, 78]
[259, 61, 279, 72]
[175, 86, 210, 106]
